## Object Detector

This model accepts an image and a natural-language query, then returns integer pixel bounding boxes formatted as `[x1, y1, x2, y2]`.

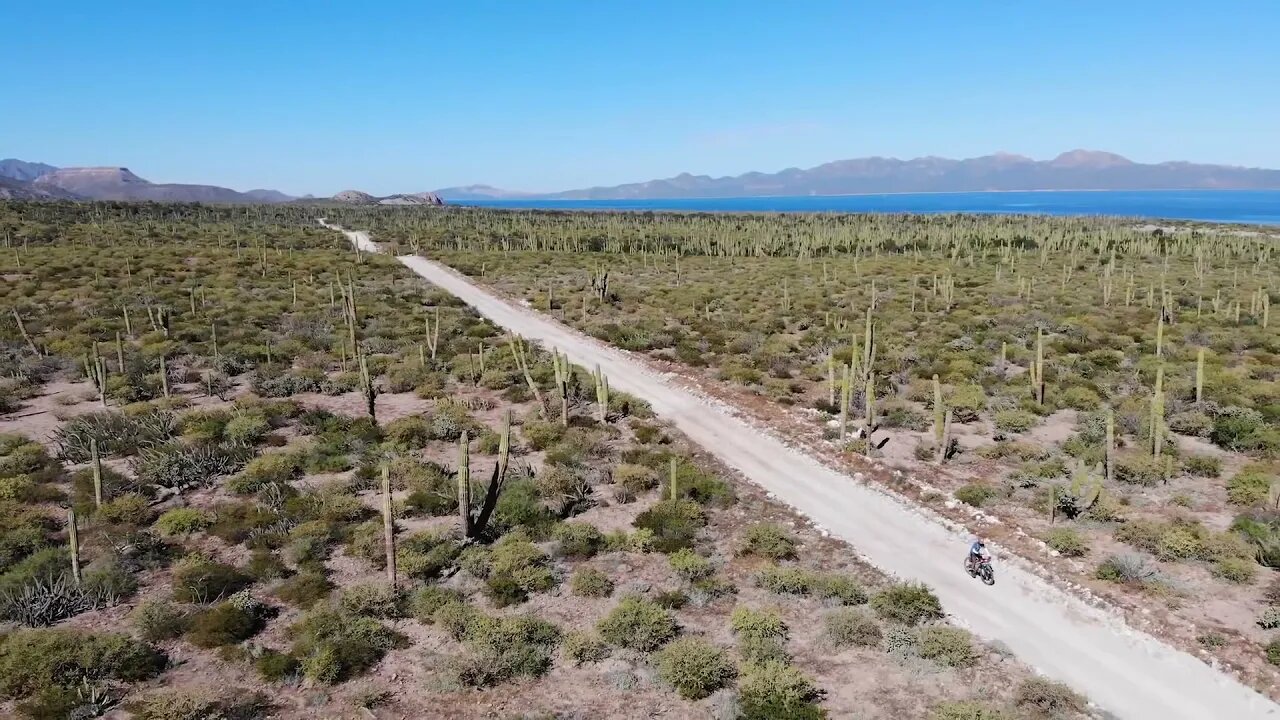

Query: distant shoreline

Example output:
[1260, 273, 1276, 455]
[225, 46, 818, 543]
[455, 188, 1280, 227]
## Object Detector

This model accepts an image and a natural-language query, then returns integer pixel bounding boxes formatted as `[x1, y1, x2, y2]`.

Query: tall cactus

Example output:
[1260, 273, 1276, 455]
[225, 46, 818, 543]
[593, 364, 610, 423]
[1194, 347, 1205, 405]
[358, 349, 378, 422]
[68, 508, 81, 586]
[863, 373, 875, 430]
[932, 374, 947, 461]
[91, 439, 103, 509]
[382, 464, 397, 588]
[669, 456, 679, 500]
[552, 349, 570, 426]
[509, 334, 547, 418]
[457, 431, 472, 537]
[939, 408, 953, 464]
[839, 362, 852, 439]
[458, 412, 513, 540]
[12, 309, 40, 356]
[1155, 311, 1164, 358]
[115, 332, 125, 373]
[1150, 365, 1165, 458]
[159, 354, 170, 399]
[425, 306, 440, 361]
[1029, 328, 1046, 405]
[1104, 407, 1115, 484]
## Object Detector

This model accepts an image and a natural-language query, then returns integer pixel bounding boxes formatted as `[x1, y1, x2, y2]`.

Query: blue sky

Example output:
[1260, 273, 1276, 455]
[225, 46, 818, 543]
[3, 1, 1277, 196]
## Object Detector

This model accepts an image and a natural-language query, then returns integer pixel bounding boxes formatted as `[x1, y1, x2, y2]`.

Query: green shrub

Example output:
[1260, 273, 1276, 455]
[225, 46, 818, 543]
[994, 409, 1037, 433]
[570, 567, 615, 597]
[731, 606, 788, 645]
[154, 507, 215, 536]
[947, 384, 987, 422]
[410, 586, 465, 623]
[1061, 386, 1101, 411]
[273, 572, 333, 609]
[1267, 637, 1280, 666]
[930, 701, 1009, 720]
[954, 483, 998, 508]
[132, 689, 269, 720]
[1043, 527, 1089, 557]
[98, 493, 154, 526]
[655, 637, 736, 700]
[1183, 454, 1222, 478]
[0, 628, 165, 699]
[291, 606, 404, 684]
[633, 499, 706, 552]
[1228, 464, 1276, 506]
[1258, 607, 1280, 630]
[383, 415, 432, 449]
[1213, 557, 1258, 584]
[395, 531, 464, 581]
[597, 595, 679, 651]
[738, 660, 824, 720]
[522, 420, 565, 450]
[227, 452, 300, 495]
[255, 649, 301, 683]
[1095, 553, 1161, 585]
[451, 613, 562, 687]
[562, 631, 611, 666]
[553, 522, 605, 558]
[668, 548, 715, 581]
[614, 463, 659, 495]
[133, 442, 250, 490]
[917, 626, 978, 667]
[1013, 677, 1085, 715]
[1115, 453, 1164, 486]
[823, 607, 882, 648]
[870, 583, 944, 625]
[740, 523, 798, 560]
[186, 599, 267, 648]
[338, 583, 406, 619]
[171, 555, 250, 603]
[131, 599, 192, 642]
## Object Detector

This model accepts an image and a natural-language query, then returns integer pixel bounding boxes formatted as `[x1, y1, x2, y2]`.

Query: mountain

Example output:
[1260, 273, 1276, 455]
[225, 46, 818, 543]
[244, 188, 296, 202]
[434, 184, 535, 201]
[0, 176, 83, 201]
[327, 189, 444, 206]
[534, 151, 1280, 200]
[0, 159, 58, 182]
[1, 158, 297, 203]
[32, 167, 268, 203]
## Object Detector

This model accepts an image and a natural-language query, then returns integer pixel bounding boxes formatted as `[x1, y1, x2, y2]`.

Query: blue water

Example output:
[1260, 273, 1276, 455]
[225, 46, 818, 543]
[464, 189, 1280, 224]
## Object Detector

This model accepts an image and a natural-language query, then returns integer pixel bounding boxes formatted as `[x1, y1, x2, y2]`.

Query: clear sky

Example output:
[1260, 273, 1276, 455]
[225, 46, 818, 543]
[3, 1, 1278, 196]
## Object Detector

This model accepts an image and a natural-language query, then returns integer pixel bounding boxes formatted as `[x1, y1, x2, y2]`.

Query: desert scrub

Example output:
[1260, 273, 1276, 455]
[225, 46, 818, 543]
[1014, 677, 1086, 715]
[738, 660, 824, 720]
[1183, 454, 1222, 478]
[570, 567, 615, 597]
[930, 701, 1009, 720]
[1228, 464, 1277, 506]
[1042, 527, 1089, 557]
[0, 628, 165, 700]
[614, 462, 659, 496]
[171, 555, 250, 603]
[153, 507, 215, 536]
[410, 586, 465, 623]
[869, 582, 944, 625]
[1095, 553, 1161, 586]
[954, 482, 999, 508]
[633, 498, 706, 552]
[290, 605, 405, 684]
[655, 637, 736, 700]
[185, 595, 269, 647]
[668, 548, 715, 581]
[274, 571, 333, 608]
[132, 599, 193, 641]
[755, 565, 868, 605]
[916, 626, 978, 667]
[552, 521, 605, 558]
[562, 631, 611, 665]
[132, 689, 270, 720]
[994, 409, 1038, 433]
[338, 583, 407, 619]
[451, 613, 562, 687]
[823, 607, 883, 648]
[597, 595, 679, 651]
[739, 522, 798, 560]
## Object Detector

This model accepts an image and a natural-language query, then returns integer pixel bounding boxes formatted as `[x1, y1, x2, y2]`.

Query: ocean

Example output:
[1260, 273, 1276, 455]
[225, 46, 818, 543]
[463, 189, 1280, 225]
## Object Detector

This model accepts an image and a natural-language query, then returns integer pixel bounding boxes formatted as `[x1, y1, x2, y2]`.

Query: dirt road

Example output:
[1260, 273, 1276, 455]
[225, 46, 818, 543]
[325, 221, 1279, 720]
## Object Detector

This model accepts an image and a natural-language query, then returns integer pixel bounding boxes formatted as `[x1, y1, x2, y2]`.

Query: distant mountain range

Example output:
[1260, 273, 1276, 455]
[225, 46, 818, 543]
[4, 151, 1279, 204]
[432, 150, 1280, 201]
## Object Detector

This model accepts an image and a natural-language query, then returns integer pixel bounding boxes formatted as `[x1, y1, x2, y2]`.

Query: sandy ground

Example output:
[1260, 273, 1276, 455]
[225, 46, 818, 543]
[321, 221, 1280, 720]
